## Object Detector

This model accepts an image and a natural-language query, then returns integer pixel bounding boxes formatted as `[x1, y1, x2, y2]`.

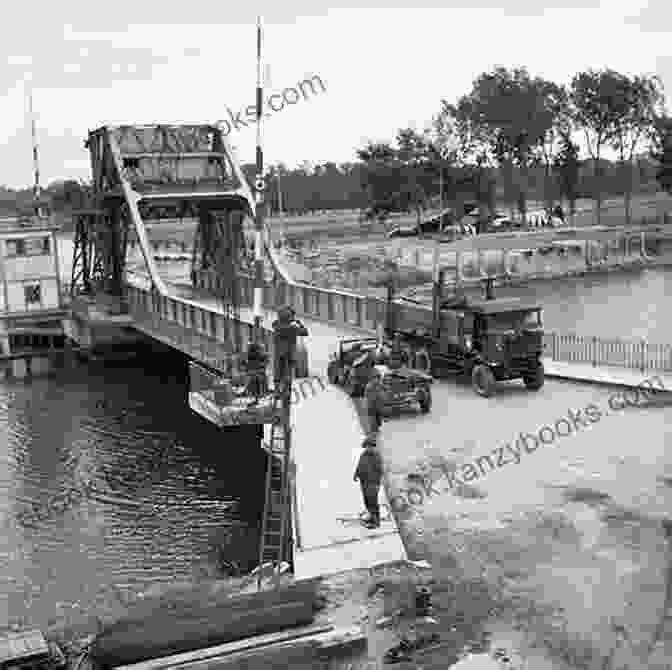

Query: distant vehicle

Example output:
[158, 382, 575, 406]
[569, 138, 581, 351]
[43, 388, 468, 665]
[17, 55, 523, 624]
[488, 215, 515, 230]
[387, 225, 419, 238]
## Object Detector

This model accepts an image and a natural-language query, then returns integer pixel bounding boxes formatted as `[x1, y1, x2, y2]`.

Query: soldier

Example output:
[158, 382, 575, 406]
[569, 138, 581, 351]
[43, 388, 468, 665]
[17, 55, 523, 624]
[364, 368, 385, 434]
[387, 333, 407, 370]
[354, 435, 383, 528]
[272, 306, 308, 387]
[244, 341, 268, 403]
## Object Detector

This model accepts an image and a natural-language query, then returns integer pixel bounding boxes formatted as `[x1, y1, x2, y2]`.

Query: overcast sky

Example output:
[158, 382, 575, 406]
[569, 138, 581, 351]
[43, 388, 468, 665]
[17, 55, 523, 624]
[0, 0, 669, 189]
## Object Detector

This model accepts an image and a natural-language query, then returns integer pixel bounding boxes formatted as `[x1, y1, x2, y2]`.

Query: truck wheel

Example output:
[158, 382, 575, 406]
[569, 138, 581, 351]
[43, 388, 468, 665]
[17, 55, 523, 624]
[344, 374, 360, 398]
[294, 345, 309, 379]
[472, 365, 496, 397]
[414, 349, 431, 374]
[418, 388, 432, 413]
[524, 362, 545, 391]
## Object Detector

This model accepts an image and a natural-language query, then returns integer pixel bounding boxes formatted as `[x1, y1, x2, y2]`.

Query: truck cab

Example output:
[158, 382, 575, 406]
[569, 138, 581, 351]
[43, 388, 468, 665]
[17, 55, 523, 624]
[454, 298, 545, 396]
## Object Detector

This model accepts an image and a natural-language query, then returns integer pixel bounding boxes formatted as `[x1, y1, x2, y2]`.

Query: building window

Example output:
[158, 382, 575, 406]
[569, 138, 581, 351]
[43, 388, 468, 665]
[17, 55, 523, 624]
[6, 239, 25, 257]
[25, 284, 41, 305]
[24, 237, 50, 256]
[4, 237, 50, 257]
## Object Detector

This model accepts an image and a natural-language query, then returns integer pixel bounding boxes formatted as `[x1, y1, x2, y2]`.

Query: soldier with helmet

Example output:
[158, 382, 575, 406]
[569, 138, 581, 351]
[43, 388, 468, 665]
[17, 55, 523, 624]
[272, 305, 308, 386]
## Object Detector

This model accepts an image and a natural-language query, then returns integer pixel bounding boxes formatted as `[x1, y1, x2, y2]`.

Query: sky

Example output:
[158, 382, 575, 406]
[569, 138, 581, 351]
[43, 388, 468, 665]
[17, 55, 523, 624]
[0, 0, 670, 189]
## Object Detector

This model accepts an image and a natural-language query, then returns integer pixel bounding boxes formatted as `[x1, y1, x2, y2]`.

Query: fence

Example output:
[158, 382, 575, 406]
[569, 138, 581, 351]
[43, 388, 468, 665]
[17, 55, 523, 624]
[543, 332, 672, 373]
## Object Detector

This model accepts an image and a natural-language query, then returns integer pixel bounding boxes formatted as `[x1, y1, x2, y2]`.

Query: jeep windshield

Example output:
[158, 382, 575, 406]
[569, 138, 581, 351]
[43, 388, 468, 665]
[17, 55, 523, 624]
[485, 310, 541, 333]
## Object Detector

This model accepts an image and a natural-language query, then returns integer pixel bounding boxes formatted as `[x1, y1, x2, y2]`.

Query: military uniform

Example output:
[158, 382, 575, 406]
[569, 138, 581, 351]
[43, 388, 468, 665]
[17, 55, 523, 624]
[244, 343, 268, 401]
[354, 437, 383, 527]
[272, 307, 308, 385]
[364, 374, 385, 434]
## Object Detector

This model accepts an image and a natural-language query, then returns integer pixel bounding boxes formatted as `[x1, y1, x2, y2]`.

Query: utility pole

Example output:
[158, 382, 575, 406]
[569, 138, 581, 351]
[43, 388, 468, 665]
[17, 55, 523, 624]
[27, 87, 44, 219]
[252, 16, 265, 343]
[277, 172, 283, 216]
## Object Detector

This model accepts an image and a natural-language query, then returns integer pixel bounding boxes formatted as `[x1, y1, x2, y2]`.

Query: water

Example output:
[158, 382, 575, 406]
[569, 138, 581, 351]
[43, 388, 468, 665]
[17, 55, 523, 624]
[0, 347, 266, 633]
[494, 267, 672, 343]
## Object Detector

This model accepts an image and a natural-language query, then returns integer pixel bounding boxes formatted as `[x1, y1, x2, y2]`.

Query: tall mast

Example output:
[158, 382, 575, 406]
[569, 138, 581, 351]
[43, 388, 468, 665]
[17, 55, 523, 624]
[252, 16, 265, 341]
[28, 88, 43, 217]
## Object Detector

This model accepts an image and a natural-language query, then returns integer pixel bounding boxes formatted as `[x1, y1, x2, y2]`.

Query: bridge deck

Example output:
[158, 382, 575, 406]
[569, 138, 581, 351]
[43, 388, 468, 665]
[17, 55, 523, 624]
[128, 275, 407, 578]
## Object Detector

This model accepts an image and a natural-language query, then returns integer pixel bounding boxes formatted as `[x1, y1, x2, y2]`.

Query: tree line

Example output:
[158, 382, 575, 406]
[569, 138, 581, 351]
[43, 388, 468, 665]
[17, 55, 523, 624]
[356, 67, 671, 226]
[1, 67, 670, 224]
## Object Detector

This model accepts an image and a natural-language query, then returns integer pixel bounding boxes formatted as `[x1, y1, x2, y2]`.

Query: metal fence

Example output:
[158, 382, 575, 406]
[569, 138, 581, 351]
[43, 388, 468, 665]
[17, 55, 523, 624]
[543, 332, 672, 373]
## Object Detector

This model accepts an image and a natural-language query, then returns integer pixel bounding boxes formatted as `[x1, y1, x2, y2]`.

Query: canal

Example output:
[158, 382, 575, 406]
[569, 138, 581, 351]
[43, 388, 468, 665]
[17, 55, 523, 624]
[0, 345, 266, 633]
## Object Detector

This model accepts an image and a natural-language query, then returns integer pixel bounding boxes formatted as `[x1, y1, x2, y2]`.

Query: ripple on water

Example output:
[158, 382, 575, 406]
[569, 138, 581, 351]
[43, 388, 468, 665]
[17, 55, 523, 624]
[1, 357, 263, 630]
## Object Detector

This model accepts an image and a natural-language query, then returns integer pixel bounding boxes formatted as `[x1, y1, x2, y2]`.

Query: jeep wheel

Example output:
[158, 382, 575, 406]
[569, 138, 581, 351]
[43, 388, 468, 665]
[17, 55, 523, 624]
[472, 364, 496, 397]
[418, 388, 432, 413]
[414, 349, 431, 374]
[524, 362, 545, 391]
[327, 362, 340, 385]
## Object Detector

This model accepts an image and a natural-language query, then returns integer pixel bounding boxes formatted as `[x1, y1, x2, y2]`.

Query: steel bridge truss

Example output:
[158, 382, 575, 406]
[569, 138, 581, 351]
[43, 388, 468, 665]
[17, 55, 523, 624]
[70, 124, 256, 310]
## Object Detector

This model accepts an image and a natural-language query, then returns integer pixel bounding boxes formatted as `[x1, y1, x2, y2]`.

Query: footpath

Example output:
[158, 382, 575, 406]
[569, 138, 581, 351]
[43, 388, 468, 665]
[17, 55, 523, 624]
[544, 359, 672, 390]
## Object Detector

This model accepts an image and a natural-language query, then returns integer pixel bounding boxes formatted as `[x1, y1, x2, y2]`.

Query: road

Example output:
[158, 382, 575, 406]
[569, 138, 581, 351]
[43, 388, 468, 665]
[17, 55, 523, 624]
[374, 374, 672, 664]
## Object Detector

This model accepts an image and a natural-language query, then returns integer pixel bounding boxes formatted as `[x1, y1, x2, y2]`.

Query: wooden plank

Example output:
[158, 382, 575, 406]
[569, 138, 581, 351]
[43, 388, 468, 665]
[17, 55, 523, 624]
[196, 640, 317, 670]
[115, 625, 333, 670]
[92, 600, 316, 667]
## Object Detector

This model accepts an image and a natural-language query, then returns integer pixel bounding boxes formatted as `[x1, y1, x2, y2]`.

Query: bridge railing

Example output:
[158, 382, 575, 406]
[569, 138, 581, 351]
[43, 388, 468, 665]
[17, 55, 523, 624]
[125, 283, 274, 371]
[194, 270, 381, 334]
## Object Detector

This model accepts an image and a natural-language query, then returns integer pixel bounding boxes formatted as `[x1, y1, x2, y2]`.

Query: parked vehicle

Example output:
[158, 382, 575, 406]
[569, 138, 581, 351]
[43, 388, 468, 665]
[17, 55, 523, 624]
[0, 630, 66, 670]
[387, 225, 419, 238]
[380, 277, 545, 397]
[327, 338, 433, 413]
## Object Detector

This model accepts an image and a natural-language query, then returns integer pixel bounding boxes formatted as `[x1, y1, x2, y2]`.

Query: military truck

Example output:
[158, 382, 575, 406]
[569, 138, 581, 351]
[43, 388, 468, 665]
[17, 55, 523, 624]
[382, 275, 545, 397]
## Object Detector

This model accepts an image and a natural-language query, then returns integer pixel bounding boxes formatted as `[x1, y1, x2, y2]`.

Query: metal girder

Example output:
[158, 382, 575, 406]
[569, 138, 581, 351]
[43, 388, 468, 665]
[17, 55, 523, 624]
[70, 203, 129, 298]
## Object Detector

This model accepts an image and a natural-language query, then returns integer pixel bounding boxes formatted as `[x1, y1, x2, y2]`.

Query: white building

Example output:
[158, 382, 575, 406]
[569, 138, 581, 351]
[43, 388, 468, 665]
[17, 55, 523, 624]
[0, 216, 64, 358]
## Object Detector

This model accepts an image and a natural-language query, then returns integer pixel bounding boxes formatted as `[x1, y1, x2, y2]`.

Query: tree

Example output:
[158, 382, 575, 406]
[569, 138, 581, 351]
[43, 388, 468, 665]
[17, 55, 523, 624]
[608, 74, 665, 224]
[395, 128, 434, 229]
[356, 141, 400, 226]
[553, 135, 581, 221]
[535, 83, 570, 213]
[570, 69, 632, 225]
[650, 113, 672, 193]
[455, 67, 562, 224]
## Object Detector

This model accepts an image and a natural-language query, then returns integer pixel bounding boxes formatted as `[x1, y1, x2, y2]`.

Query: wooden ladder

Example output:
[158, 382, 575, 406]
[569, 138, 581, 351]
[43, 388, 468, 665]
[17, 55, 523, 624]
[257, 387, 291, 587]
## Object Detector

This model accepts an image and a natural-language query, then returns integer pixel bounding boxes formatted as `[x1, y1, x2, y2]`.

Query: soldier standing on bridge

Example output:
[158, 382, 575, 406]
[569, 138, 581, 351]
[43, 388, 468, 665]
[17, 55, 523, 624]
[387, 333, 407, 370]
[354, 435, 383, 528]
[364, 368, 385, 434]
[272, 306, 308, 389]
[244, 341, 269, 403]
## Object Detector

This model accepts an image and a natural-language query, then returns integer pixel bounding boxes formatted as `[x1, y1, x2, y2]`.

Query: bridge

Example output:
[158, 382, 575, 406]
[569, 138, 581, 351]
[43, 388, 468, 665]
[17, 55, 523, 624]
[63, 123, 672, 584]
